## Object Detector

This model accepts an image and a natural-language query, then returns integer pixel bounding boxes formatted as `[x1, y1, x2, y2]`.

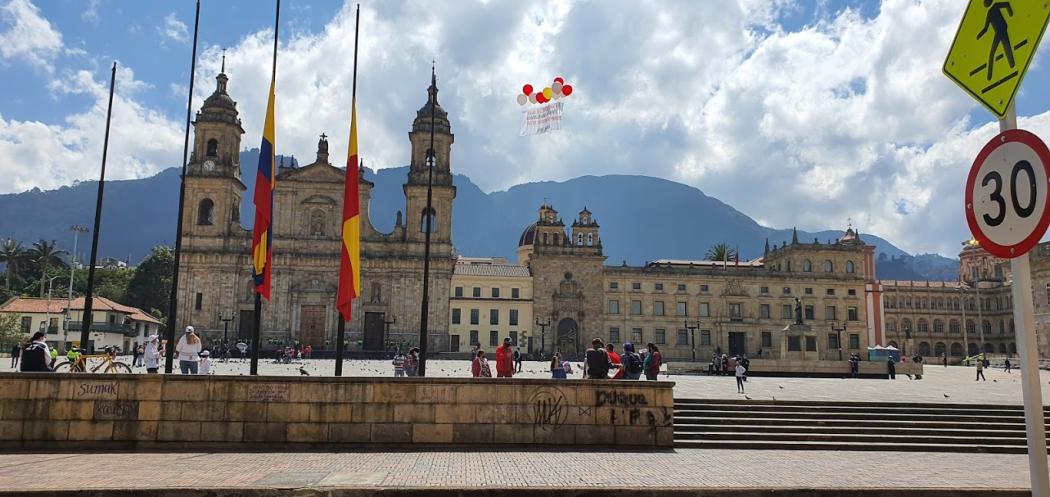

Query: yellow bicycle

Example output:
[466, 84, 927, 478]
[53, 353, 132, 374]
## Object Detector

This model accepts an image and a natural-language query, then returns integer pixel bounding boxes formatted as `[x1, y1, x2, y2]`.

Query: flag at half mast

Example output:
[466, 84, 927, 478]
[251, 77, 277, 300]
[337, 100, 361, 320]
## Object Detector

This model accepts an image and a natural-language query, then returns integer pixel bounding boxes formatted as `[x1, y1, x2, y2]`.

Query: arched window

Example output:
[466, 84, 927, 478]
[802, 260, 812, 272]
[968, 342, 980, 356]
[587, 233, 593, 246]
[998, 343, 1007, 353]
[934, 342, 946, 357]
[542, 232, 548, 245]
[918, 342, 930, 356]
[420, 207, 437, 233]
[984, 343, 995, 353]
[966, 320, 976, 334]
[197, 198, 214, 225]
[846, 260, 855, 273]
[982, 320, 992, 336]
[951, 342, 964, 357]
[949, 319, 960, 334]
[917, 319, 928, 333]
[206, 138, 218, 157]
[886, 319, 897, 332]
[553, 233, 560, 245]
[577, 233, 583, 246]
[998, 320, 1005, 335]
[823, 260, 833, 272]
[933, 319, 944, 333]
[310, 209, 326, 236]
[900, 318, 912, 333]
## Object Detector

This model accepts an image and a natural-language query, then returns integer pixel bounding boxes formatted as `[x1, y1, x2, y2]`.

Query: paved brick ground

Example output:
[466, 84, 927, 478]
[4, 358, 1048, 405]
[0, 449, 1037, 492]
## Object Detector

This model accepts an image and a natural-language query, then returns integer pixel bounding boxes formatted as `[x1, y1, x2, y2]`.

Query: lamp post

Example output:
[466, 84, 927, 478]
[219, 311, 234, 359]
[65, 226, 88, 338]
[684, 319, 700, 362]
[535, 317, 551, 355]
[43, 274, 60, 338]
[830, 321, 847, 360]
[957, 284, 969, 363]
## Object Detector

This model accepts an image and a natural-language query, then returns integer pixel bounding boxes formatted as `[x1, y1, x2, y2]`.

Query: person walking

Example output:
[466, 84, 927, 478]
[584, 338, 612, 380]
[621, 343, 643, 380]
[144, 335, 161, 374]
[550, 352, 567, 379]
[976, 357, 986, 381]
[131, 345, 141, 369]
[405, 348, 419, 376]
[392, 350, 407, 377]
[471, 349, 483, 378]
[942, 353, 948, 368]
[644, 343, 663, 381]
[476, 350, 492, 377]
[198, 350, 213, 375]
[886, 355, 896, 380]
[735, 360, 747, 393]
[20, 332, 52, 372]
[848, 353, 859, 378]
[513, 348, 523, 373]
[175, 326, 202, 374]
[1004, 357, 1012, 373]
[606, 343, 624, 379]
[495, 338, 514, 378]
[10, 343, 21, 369]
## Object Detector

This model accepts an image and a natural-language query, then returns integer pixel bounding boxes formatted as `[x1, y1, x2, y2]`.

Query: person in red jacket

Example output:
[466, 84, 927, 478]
[606, 343, 624, 379]
[495, 338, 514, 378]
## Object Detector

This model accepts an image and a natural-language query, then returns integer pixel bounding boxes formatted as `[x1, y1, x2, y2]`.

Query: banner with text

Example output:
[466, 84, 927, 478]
[520, 102, 563, 136]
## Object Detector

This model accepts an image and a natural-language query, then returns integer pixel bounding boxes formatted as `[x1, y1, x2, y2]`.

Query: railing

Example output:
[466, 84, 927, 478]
[64, 322, 137, 337]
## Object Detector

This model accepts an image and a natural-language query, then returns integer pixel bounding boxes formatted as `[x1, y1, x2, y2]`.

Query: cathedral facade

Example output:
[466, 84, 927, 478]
[175, 69, 454, 352]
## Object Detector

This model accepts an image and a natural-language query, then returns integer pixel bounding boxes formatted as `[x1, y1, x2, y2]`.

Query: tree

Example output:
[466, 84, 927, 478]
[125, 246, 173, 318]
[29, 240, 67, 298]
[0, 239, 26, 290]
[0, 314, 26, 351]
[705, 243, 737, 262]
[72, 267, 132, 303]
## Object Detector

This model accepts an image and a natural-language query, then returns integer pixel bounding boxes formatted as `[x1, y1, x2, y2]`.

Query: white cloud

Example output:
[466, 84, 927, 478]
[0, 0, 62, 67]
[82, 0, 100, 25]
[160, 12, 188, 44]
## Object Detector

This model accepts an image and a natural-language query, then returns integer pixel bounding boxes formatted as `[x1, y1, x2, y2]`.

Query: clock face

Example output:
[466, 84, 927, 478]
[203, 160, 215, 171]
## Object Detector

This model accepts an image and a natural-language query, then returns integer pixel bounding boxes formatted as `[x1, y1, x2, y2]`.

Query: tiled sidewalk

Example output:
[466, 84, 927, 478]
[0, 449, 1037, 492]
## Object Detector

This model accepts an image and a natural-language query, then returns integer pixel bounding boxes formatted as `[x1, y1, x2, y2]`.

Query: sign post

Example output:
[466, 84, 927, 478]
[948, 2, 1050, 495]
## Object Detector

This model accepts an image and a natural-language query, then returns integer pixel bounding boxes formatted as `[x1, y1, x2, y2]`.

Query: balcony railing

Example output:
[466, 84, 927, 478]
[64, 322, 138, 337]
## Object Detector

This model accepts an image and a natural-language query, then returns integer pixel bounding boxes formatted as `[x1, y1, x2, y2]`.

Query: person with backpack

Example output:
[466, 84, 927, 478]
[622, 343, 643, 380]
[584, 338, 612, 379]
[644, 343, 663, 381]
[20, 332, 52, 372]
[550, 352, 567, 379]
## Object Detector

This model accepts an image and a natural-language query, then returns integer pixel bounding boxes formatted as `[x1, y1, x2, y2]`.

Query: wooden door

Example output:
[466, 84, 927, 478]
[299, 305, 326, 348]
[363, 312, 385, 351]
[729, 332, 747, 356]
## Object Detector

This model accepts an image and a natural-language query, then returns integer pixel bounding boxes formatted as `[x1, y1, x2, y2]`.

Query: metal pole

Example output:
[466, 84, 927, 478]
[335, 316, 345, 376]
[976, 279, 985, 355]
[960, 285, 969, 363]
[335, 3, 358, 379]
[999, 105, 1050, 497]
[250, 292, 261, 375]
[79, 62, 117, 352]
[166, 0, 201, 374]
[417, 64, 437, 377]
[65, 226, 85, 339]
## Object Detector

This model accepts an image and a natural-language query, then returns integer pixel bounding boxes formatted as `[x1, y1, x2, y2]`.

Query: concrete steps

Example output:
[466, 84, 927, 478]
[673, 398, 1049, 454]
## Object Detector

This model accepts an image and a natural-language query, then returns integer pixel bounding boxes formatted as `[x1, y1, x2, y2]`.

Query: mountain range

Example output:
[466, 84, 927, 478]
[0, 149, 958, 281]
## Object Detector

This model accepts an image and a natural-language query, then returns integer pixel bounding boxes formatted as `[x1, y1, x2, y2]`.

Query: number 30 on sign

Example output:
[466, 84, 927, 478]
[965, 129, 1050, 258]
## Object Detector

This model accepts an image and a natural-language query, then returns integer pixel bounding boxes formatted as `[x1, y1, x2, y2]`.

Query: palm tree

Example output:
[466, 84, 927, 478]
[705, 243, 737, 263]
[29, 240, 67, 298]
[0, 239, 26, 290]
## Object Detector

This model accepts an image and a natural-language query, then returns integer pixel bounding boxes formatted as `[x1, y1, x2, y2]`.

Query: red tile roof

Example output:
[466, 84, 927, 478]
[0, 296, 162, 325]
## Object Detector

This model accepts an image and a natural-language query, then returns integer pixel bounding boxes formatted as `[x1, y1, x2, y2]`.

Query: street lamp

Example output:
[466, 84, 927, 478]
[535, 317, 551, 355]
[65, 225, 88, 337]
[830, 321, 847, 360]
[218, 311, 234, 360]
[684, 319, 700, 362]
[43, 274, 61, 338]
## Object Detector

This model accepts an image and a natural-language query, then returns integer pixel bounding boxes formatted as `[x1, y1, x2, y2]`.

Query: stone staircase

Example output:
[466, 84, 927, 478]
[674, 398, 1050, 453]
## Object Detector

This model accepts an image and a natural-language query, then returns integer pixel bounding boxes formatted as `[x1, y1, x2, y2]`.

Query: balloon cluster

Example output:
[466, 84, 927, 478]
[517, 76, 574, 105]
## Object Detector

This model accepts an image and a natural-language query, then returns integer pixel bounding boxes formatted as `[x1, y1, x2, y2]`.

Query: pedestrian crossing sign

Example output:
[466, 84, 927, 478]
[943, 0, 1050, 118]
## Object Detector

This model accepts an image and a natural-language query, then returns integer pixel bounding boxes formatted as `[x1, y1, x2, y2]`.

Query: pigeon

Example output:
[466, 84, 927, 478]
[299, 367, 310, 376]
[744, 395, 752, 400]
[993, 379, 998, 383]
[943, 393, 950, 398]
[772, 395, 776, 402]
[778, 385, 784, 389]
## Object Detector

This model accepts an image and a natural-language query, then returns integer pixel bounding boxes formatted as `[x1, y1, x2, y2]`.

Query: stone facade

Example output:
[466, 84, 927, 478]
[176, 69, 454, 352]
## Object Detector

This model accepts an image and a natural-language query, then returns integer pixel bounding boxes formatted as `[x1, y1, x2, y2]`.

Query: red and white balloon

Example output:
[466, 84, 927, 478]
[518, 76, 574, 105]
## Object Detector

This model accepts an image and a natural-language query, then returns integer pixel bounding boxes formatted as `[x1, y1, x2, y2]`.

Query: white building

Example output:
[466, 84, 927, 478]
[0, 296, 162, 352]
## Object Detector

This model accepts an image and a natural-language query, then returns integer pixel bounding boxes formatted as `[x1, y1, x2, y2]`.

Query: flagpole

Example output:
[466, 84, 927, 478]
[165, 0, 201, 374]
[251, 0, 280, 376]
[417, 61, 437, 378]
[335, 3, 360, 377]
[79, 61, 117, 353]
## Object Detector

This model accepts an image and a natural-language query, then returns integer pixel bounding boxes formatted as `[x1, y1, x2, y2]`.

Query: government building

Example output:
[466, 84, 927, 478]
[175, 67, 1047, 362]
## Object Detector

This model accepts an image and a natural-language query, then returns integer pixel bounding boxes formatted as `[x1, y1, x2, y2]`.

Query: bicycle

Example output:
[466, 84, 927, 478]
[53, 353, 133, 374]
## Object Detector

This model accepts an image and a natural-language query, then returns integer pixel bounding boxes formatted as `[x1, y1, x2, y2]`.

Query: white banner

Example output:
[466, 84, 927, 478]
[520, 102, 564, 136]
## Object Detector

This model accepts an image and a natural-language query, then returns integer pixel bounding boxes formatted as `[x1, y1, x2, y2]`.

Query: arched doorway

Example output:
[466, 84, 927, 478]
[983, 343, 995, 353]
[918, 342, 931, 356]
[556, 318, 579, 357]
[934, 342, 946, 357]
[950, 342, 963, 357]
[968, 342, 980, 356]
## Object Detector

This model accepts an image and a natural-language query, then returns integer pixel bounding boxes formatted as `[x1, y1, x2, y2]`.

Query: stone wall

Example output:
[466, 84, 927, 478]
[0, 374, 673, 450]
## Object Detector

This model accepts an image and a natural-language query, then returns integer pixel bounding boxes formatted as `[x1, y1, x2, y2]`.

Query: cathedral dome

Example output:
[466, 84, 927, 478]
[412, 69, 451, 135]
[518, 223, 537, 247]
[203, 73, 237, 111]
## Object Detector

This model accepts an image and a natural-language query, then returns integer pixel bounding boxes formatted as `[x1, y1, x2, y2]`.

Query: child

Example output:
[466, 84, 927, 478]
[198, 350, 213, 375]
[477, 350, 492, 377]
[392, 350, 407, 377]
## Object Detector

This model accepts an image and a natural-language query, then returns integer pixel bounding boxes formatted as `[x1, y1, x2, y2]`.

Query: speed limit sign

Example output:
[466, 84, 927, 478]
[965, 129, 1050, 258]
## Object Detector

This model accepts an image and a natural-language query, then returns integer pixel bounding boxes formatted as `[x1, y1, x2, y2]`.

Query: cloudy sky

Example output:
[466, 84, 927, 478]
[1, 0, 1049, 258]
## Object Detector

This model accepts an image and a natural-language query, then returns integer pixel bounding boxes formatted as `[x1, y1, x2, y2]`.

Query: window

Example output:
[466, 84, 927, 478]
[195, 292, 203, 311]
[489, 331, 498, 347]
[849, 334, 860, 349]
[511, 288, 520, 299]
[510, 331, 518, 346]
[609, 282, 619, 290]
[419, 207, 437, 233]
[577, 233, 583, 246]
[609, 327, 620, 344]
[700, 284, 709, 292]
[451, 308, 461, 324]
[630, 300, 642, 315]
[470, 330, 479, 346]
[788, 336, 801, 351]
[760, 304, 771, 319]
[676, 302, 687, 316]
[826, 288, 835, 296]
[933, 319, 944, 333]
[454, 286, 463, 297]
[782, 305, 792, 319]
[509, 309, 519, 326]
[20, 316, 31, 333]
[632, 328, 643, 344]
[197, 199, 214, 225]
[631, 282, 641, 291]
[677, 284, 686, 292]
[470, 309, 479, 325]
[700, 330, 711, 345]
[699, 303, 710, 317]
[587, 233, 594, 246]
[886, 320, 897, 332]
[824, 260, 834, 272]
[491, 287, 500, 298]
[1046, 283, 1050, 305]
[825, 305, 836, 321]
[762, 332, 772, 348]
[828, 333, 840, 349]
[901, 318, 911, 332]
[206, 138, 219, 157]
[966, 320, 976, 334]
[760, 286, 769, 294]
[654, 301, 665, 316]
[804, 287, 813, 295]
[655, 329, 666, 344]
[846, 260, 855, 273]
[782, 287, 791, 295]
[309, 209, 326, 236]
[677, 329, 689, 345]
[847, 306, 858, 321]
[472, 287, 481, 298]
[806, 336, 817, 351]
[804, 305, 814, 320]
[608, 300, 620, 315]
[490, 309, 499, 325]
[918, 319, 929, 333]
[949, 320, 960, 334]
[803, 260, 812, 272]
[655, 283, 664, 292]
[848, 289, 856, 296]
[729, 303, 742, 321]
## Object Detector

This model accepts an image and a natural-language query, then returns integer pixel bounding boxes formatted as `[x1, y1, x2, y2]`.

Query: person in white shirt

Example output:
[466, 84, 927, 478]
[198, 350, 213, 375]
[144, 335, 161, 373]
[175, 326, 202, 374]
[735, 362, 747, 393]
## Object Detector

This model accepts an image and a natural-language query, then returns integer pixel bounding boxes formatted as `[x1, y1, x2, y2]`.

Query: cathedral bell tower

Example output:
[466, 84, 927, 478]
[184, 60, 246, 236]
[404, 67, 456, 245]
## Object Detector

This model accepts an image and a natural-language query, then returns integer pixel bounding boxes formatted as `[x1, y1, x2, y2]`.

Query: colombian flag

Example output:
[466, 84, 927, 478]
[251, 77, 276, 300]
[337, 100, 361, 320]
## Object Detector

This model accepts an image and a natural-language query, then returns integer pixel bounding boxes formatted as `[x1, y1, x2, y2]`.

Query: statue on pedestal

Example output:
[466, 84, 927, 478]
[794, 297, 804, 325]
